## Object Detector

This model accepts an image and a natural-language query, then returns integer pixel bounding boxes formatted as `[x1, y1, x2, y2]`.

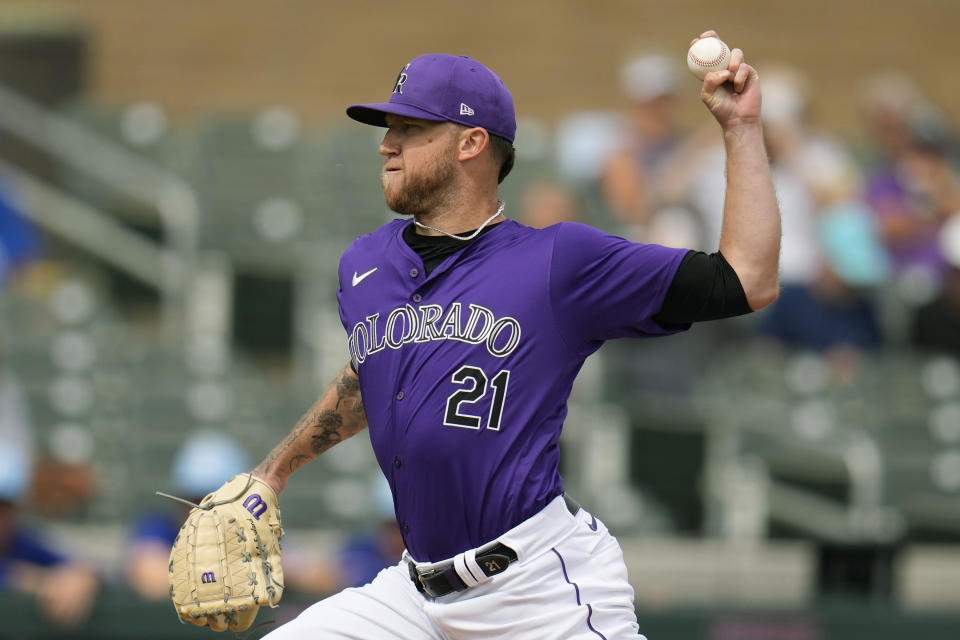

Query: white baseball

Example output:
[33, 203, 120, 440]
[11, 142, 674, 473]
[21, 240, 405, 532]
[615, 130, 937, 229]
[687, 37, 731, 80]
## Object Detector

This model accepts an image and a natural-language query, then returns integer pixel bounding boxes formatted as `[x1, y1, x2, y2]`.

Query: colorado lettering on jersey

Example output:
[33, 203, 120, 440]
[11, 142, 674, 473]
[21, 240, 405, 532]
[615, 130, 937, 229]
[348, 302, 521, 366]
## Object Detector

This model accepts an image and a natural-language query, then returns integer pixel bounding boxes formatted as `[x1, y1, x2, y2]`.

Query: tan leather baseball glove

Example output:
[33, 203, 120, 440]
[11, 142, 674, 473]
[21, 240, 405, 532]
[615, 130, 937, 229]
[167, 474, 284, 632]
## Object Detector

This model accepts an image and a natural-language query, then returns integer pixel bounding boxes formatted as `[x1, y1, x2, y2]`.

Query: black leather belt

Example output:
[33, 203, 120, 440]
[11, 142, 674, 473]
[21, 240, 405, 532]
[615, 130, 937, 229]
[408, 494, 582, 598]
[409, 542, 517, 598]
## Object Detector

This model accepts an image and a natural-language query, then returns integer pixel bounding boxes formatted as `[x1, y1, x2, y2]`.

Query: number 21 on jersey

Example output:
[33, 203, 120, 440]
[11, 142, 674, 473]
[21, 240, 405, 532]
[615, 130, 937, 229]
[443, 365, 510, 430]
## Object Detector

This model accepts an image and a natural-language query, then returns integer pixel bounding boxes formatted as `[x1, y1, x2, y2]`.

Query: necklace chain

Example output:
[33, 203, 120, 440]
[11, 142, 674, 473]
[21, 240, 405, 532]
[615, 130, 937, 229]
[413, 201, 505, 241]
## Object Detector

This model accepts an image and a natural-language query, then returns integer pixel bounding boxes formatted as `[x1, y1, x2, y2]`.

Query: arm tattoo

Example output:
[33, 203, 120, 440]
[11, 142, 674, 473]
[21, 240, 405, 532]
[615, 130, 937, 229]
[255, 364, 367, 482]
[335, 369, 366, 419]
[255, 420, 308, 473]
[311, 369, 364, 454]
[287, 454, 311, 473]
[310, 410, 344, 455]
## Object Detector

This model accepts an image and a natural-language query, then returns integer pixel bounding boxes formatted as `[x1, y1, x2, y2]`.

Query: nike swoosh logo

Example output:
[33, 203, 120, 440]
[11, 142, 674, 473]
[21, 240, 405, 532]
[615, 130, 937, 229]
[352, 267, 378, 287]
[587, 514, 598, 531]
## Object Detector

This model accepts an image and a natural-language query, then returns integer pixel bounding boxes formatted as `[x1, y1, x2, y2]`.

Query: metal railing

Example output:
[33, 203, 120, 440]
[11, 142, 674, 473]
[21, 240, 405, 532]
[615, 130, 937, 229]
[0, 81, 210, 340]
[0, 82, 199, 256]
[0, 157, 184, 292]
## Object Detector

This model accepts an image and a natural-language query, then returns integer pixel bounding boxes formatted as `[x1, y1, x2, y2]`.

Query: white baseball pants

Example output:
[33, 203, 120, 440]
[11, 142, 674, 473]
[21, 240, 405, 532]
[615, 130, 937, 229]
[263, 495, 645, 639]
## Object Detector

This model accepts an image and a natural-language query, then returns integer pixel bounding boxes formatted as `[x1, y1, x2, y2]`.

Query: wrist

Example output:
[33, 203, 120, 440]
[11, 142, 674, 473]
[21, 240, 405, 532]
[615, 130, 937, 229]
[722, 120, 766, 154]
[252, 467, 287, 495]
[722, 117, 764, 141]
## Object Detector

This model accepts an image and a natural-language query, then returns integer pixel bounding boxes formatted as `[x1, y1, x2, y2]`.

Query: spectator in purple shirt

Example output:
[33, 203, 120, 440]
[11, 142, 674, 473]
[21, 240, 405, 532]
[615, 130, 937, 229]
[859, 74, 960, 279]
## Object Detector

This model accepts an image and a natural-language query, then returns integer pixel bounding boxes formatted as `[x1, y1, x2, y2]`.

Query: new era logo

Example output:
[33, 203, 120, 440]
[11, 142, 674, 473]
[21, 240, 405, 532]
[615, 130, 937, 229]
[459, 103, 475, 116]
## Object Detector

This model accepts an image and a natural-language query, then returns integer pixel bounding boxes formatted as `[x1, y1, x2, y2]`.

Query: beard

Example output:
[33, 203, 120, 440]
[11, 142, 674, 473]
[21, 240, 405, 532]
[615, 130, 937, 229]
[381, 147, 457, 216]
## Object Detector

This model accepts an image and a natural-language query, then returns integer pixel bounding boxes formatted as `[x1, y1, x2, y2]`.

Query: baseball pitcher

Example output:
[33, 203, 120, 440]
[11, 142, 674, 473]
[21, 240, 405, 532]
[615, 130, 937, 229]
[169, 30, 780, 639]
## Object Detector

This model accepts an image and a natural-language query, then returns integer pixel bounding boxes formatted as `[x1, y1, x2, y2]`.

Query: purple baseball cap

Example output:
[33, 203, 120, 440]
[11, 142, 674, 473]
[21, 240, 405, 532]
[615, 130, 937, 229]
[347, 54, 516, 143]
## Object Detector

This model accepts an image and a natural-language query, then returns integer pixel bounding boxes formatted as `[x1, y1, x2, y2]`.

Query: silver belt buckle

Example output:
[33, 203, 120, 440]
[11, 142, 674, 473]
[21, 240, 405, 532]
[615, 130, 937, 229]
[417, 566, 440, 585]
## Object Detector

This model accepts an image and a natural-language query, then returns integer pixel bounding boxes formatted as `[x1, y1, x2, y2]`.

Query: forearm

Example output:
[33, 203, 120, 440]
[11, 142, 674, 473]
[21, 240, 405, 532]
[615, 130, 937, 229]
[718, 121, 781, 310]
[253, 362, 367, 493]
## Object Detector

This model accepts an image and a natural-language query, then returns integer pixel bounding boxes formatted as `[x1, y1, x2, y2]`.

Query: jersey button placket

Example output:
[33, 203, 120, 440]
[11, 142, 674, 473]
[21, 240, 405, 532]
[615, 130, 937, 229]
[412, 293, 422, 303]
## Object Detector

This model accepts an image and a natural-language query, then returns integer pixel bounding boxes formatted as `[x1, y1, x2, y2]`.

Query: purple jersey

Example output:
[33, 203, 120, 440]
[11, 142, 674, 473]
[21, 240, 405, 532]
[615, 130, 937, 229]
[338, 218, 687, 561]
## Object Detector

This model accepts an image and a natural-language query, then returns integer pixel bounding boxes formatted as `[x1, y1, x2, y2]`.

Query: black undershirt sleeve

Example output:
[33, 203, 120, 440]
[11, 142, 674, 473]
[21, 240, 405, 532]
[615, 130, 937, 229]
[652, 250, 754, 327]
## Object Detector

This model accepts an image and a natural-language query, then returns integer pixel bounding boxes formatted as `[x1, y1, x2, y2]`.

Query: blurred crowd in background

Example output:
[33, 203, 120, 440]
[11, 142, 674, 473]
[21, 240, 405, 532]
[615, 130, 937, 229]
[2, 41, 960, 635]
[558, 56, 960, 357]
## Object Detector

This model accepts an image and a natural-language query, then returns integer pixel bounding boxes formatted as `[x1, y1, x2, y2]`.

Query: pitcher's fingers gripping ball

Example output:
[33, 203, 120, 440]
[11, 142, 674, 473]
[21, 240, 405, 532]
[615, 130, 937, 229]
[686, 34, 731, 80]
[687, 30, 760, 120]
[167, 474, 284, 632]
[687, 31, 759, 85]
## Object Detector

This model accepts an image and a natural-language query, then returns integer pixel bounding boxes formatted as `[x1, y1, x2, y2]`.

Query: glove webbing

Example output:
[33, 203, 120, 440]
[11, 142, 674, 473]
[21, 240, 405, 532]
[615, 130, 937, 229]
[156, 473, 258, 511]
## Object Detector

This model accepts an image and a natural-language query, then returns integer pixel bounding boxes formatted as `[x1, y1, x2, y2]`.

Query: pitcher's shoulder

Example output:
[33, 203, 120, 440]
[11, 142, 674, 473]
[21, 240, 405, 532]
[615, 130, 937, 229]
[341, 219, 407, 264]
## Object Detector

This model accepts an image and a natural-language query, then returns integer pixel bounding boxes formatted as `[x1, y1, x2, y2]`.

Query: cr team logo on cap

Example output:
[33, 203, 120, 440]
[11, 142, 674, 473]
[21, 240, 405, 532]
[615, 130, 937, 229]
[346, 53, 517, 143]
[393, 64, 410, 95]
